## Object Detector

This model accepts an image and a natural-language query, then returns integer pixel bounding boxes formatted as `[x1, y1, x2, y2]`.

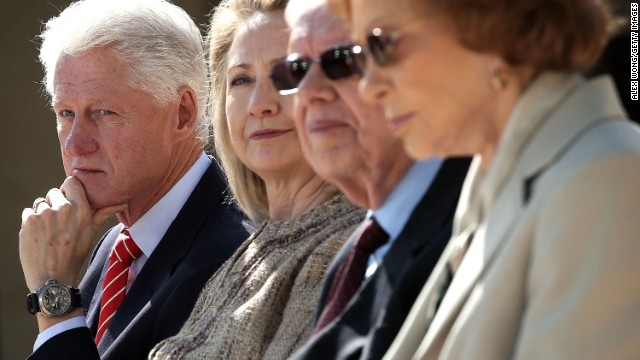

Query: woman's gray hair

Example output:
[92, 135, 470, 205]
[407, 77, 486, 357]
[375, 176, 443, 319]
[208, 0, 289, 222]
[39, 0, 209, 141]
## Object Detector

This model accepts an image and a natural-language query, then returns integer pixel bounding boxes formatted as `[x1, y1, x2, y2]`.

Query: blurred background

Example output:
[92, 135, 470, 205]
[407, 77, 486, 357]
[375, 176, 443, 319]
[0, 0, 633, 359]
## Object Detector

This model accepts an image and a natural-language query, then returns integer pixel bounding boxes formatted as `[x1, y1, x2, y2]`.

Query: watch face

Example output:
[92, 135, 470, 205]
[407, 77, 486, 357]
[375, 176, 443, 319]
[40, 284, 72, 316]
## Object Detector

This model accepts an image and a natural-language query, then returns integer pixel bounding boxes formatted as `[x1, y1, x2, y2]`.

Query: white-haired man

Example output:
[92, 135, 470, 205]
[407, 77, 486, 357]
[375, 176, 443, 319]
[268, 0, 470, 358]
[19, 0, 248, 358]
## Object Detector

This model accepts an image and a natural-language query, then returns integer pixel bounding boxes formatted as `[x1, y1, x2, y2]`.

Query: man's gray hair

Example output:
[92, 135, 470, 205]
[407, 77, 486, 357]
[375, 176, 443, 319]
[39, 0, 209, 141]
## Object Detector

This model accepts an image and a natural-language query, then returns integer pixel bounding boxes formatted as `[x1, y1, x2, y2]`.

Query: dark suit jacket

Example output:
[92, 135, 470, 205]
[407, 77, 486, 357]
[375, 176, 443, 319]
[29, 161, 249, 360]
[291, 157, 471, 360]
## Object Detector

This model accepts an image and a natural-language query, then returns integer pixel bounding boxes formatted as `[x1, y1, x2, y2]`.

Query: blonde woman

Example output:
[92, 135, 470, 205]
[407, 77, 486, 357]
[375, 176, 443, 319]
[149, 0, 364, 358]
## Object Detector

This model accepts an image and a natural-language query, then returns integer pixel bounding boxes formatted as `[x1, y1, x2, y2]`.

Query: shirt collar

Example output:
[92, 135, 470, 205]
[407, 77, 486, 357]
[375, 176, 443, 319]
[127, 152, 211, 258]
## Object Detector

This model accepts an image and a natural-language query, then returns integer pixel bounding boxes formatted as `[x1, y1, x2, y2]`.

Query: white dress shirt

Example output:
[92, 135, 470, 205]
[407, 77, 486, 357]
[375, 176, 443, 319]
[365, 158, 443, 278]
[34, 152, 211, 351]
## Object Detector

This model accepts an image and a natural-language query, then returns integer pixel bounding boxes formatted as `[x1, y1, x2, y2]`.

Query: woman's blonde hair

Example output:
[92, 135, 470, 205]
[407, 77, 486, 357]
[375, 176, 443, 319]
[208, 0, 289, 222]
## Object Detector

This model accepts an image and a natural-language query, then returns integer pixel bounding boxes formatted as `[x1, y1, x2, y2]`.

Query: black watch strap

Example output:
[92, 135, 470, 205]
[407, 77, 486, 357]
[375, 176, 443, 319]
[26, 292, 40, 315]
[69, 287, 82, 308]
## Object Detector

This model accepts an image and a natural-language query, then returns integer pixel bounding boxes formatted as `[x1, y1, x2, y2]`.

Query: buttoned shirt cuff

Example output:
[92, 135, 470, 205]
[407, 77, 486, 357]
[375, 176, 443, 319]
[33, 316, 87, 352]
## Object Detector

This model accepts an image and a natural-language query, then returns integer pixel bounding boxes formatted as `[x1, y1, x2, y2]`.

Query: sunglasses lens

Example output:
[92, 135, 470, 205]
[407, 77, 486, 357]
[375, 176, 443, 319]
[320, 47, 360, 80]
[367, 31, 391, 66]
[270, 59, 309, 94]
[348, 45, 366, 76]
[271, 47, 366, 94]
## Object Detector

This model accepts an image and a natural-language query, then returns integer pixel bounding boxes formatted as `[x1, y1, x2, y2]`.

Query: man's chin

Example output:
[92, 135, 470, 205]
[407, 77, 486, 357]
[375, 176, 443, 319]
[313, 158, 362, 186]
[85, 192, 122, 212]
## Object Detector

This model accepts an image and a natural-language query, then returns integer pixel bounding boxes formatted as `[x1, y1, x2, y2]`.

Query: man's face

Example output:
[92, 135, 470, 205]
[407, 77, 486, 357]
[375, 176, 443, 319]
[53, 47, 178, 209]
[288, 4, 403, 187]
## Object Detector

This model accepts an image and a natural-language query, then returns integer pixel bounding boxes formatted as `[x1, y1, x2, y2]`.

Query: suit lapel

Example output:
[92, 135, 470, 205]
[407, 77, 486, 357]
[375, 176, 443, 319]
[97, 162, 228, 346]
[423, 175, 525, 353]
[382, 158, 470, 286]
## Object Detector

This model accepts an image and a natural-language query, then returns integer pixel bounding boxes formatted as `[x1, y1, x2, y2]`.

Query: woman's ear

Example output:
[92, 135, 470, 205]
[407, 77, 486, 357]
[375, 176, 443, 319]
[488, 57, 509, 92]
[488, 56, 537, 94]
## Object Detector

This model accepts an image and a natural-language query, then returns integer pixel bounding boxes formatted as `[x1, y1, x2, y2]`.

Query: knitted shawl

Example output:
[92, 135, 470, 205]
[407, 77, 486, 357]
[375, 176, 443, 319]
[150, 194, 364, 359]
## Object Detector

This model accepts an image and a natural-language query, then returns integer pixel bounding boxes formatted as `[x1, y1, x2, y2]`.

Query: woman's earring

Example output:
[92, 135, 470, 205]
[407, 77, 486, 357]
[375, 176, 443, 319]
[491, 68, 507, 91]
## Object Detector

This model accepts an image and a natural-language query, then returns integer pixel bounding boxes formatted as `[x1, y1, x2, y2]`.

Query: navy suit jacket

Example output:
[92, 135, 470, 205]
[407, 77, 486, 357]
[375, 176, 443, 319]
[291, 157, 471, 360]
[29, 161, 249, 360]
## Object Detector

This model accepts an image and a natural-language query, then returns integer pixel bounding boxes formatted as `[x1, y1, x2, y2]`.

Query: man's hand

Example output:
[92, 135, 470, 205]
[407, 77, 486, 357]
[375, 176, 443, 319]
[19, 176, 125, 291]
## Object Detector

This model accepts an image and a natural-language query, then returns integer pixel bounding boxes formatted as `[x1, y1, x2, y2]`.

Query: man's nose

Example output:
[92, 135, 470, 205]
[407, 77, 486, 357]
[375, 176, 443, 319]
[61, 116, 98, 156]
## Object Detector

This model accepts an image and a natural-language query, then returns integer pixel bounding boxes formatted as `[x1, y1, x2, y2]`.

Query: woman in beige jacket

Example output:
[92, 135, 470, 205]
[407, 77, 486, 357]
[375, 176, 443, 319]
[331, 0, 640, 358]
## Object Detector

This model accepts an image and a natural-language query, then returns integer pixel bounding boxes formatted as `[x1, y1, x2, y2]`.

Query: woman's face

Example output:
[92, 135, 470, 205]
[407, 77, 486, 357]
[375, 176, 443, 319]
[350, 0, 502, 160]
[226, 11, 305, 178]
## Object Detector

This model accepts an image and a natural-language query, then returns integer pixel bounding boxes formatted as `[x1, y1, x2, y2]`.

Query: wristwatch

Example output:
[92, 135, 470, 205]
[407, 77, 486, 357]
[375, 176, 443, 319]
[26, 279, 82, 317]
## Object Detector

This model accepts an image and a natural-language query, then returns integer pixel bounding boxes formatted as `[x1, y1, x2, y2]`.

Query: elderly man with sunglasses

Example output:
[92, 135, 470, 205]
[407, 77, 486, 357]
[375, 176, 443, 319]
[270, 0, 470, 359]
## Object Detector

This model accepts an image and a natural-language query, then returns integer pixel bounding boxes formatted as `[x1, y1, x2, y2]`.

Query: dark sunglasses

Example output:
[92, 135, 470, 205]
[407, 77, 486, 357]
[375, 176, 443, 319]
[270, 45, 365, 95]
[365, 27, 399, 67]
[353, 18, 426, 75]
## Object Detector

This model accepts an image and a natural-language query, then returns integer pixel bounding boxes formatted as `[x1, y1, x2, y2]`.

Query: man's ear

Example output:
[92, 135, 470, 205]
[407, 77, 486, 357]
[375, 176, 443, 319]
[175, 86, 198, 137]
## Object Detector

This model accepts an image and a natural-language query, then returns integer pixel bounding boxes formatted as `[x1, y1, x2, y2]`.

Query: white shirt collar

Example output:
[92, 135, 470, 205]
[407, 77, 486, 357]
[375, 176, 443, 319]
[127, 152, 211, 259]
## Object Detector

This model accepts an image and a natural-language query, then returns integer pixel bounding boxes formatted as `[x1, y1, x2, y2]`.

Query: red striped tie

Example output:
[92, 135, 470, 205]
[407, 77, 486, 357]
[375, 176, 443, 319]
[95, 229, 142, 344]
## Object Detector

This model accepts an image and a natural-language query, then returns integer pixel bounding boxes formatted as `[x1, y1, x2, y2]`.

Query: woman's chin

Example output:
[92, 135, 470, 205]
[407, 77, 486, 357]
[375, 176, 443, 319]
[403, 136, 436, 161]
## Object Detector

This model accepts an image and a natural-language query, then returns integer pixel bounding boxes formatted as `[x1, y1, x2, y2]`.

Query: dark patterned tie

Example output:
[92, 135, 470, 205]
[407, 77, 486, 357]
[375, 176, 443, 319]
[95, 229, 142, 344]
[313, 218, 389, 334]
